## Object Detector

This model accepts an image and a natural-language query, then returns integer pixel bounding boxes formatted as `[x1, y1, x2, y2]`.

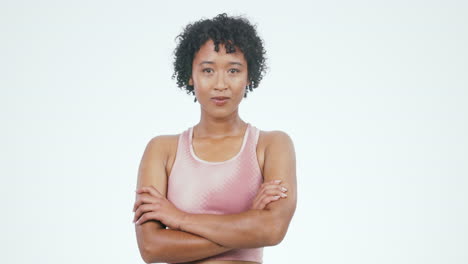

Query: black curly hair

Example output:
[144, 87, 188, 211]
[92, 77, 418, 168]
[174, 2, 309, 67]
[171, 13, 268, 101]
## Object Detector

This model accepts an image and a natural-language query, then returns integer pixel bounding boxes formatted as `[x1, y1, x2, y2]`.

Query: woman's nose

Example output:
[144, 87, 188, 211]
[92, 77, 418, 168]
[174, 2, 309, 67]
[215, 72, 228, 90]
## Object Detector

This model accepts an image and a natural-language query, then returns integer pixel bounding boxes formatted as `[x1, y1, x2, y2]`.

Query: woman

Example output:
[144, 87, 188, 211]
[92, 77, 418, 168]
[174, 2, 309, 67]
[133, 13, 297, 264]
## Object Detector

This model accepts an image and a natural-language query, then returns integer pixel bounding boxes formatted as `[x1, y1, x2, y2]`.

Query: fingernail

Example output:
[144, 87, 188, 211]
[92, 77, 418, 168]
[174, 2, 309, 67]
[281, 187, 287, 192]
[274, 195, 280, 199]
[281, 193, 287, 197]
[274, 180, 282, 183]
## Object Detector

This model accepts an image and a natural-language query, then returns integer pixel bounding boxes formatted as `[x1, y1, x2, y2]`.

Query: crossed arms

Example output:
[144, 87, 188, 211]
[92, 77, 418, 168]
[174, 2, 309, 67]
[133, 131, 297, 263]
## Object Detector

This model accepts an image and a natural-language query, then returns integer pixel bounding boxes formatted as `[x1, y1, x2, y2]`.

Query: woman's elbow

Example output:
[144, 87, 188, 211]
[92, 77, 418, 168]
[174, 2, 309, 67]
[265, 225, 287, 246]
[141, 243, 166, 264]
[262, 214, 290, 246]
[136, 231, 166, 263]
[140, 248, 154, 264]
[140, 242, 157, 263]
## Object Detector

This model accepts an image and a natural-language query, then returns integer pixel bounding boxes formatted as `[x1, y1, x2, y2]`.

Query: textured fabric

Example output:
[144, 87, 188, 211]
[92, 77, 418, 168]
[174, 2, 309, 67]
[167, 122, 263, 263]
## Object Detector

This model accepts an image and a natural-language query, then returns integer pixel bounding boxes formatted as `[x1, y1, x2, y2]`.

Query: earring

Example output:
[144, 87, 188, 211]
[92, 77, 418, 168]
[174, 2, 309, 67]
[245, 83, 252, 97]
[191, 88, 197, 103]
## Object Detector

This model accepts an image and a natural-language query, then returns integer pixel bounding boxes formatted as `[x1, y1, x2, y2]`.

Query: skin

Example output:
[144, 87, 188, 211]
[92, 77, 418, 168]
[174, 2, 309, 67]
[133, 39, 297, 264]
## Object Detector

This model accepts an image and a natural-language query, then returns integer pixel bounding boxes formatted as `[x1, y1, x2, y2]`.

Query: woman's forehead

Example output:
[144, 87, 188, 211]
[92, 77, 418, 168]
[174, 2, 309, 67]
[193, 39, 246, 64]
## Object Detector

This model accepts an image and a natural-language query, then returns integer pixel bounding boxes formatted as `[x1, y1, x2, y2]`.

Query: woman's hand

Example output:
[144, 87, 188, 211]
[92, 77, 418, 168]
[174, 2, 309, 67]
[251, 179, 288, 210]
[133, 185, 187, 229]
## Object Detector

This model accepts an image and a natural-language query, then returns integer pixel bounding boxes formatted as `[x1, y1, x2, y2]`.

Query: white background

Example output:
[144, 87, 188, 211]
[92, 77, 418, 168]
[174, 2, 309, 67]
[1, 0, 467, 263]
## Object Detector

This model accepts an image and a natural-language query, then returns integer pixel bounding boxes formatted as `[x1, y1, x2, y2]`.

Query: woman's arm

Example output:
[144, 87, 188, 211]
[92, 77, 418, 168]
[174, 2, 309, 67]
[136, 131, 297, 249]
[135, 221, 231, 263]
[134, 136, 230, 263]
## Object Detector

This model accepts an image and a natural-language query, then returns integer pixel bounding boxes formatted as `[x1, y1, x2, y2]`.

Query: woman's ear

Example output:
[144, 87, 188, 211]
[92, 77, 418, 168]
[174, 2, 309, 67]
[189, 77, 193, 86]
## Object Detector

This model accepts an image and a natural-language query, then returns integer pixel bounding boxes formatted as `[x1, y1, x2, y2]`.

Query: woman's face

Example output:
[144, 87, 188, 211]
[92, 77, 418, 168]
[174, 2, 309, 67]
[189, 39, 249, 117]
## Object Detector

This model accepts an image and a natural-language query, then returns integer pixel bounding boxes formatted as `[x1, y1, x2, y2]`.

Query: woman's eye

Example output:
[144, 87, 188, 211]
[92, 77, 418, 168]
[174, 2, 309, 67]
[202, 68, 213, 73]
[229, 69, 240, 73]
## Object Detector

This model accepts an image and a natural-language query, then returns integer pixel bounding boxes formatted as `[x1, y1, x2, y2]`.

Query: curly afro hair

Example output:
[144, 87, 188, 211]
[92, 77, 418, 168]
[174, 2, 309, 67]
[171, 13, 268, 101]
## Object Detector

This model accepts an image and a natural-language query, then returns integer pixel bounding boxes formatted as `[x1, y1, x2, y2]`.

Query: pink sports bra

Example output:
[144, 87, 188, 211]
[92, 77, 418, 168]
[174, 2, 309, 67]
[167, 122, 264, 263]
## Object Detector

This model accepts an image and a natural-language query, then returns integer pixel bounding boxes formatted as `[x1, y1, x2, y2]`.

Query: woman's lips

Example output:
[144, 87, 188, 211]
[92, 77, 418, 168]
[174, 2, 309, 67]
[211, 98, 229, 106]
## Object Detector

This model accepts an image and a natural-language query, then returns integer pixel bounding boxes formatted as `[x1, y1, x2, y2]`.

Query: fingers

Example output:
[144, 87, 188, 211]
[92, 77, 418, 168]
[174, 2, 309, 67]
[253, 188, 287, 209]
[133, 203, 159, 223]
[251, 179, 288, 210]
[260, 179, 282, 188]
[135, 211, 158, 225]
[257, 195, 281, 209]
[133, 193, 158, 212]
[260, 184, 288, 197]
[258, 181, 288, 199]
[132, 186, 163, 212]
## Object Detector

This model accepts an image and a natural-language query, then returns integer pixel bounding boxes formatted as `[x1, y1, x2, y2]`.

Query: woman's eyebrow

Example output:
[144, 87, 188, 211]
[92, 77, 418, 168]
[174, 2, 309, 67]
[199, 61, 214, 66]
[199, 61, 244, 66]
[229, 62, 244, 66]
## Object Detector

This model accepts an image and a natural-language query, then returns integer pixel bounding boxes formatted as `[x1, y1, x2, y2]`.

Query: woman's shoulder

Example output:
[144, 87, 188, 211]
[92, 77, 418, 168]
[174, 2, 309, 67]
[150, 133, 180, 143]
[258, 128, 294, 148]
[148, 133, 181, 153]
[140, 133, 177, 162]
